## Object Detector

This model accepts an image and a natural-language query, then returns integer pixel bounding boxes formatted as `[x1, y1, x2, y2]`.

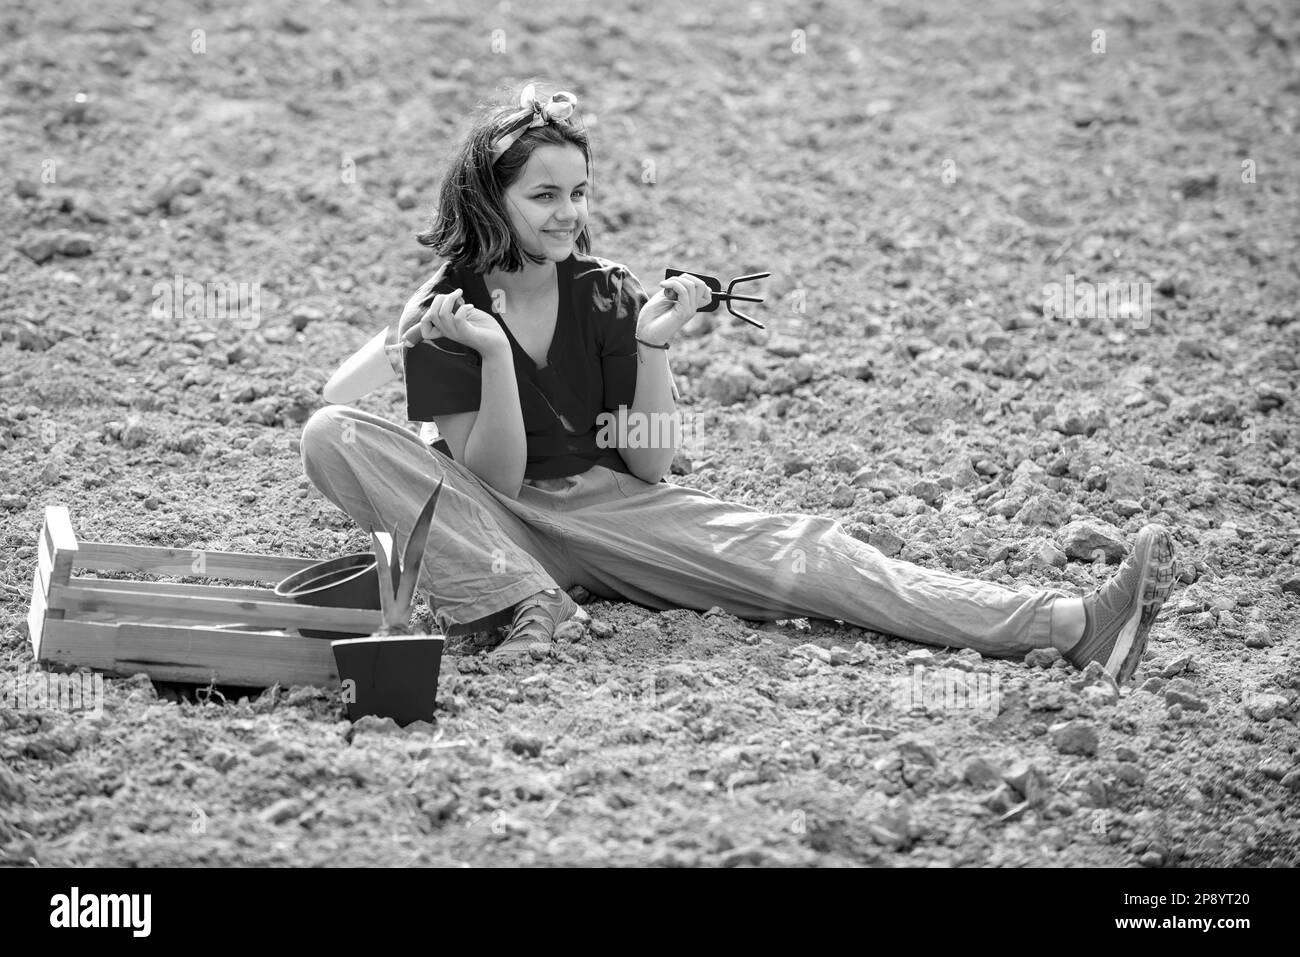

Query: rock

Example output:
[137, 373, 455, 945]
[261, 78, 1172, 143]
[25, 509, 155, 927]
[699, 362, 753, 405]
[18, 235, 58, 263]
[867, 528, 904, 557]
[1243, 623, 1274, 649]
[963, 756, 1001, 788]
[290, 305, 326, 331]
[895, 736, 938, 767]
[1165, 688, 1208, 712]
[505, 733, 543, 758]
[782, 456, 813, 476]
[1003, 760, 1045, 802]
[119, 415, 150, 450]
[1243, 692, 1288, 722]
[0, 494, 27, 511]
[1049, 720, 1099, 756]
[1160, 655, 1193, 678]
[258, 797, 304, 825]
[1060, 519, 1126, 563]
[791, 643, 832, 664]
[589, 620, 614, 639]
[1056, 405, 1107, 436]
[1024, 647, 1062, 669]
[351, 714, 402, 736]
[1139, 849, 1164, 868]
[1037, 541, 1068, 568]
[765, 336, 806, 358]
[829, 483, 856, 508]
[908, 479, 944, 507]
[1081, 684, 1118, 708]
[1280, 769, 1300, 792]
[56, 232, 94, 256]
[1106, 463, 1146, 500]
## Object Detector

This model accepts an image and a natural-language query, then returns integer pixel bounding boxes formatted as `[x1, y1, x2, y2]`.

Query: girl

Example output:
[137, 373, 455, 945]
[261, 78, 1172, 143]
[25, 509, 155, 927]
[301, 83, 1176, 681]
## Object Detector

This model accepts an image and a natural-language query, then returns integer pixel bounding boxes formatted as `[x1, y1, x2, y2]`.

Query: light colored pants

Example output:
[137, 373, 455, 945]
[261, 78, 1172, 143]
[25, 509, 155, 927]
[299, 405, 1062, 654]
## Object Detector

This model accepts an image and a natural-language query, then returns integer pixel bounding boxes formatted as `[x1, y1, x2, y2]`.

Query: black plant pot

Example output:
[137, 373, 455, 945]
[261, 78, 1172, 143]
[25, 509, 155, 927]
[274, 553, 381, 639]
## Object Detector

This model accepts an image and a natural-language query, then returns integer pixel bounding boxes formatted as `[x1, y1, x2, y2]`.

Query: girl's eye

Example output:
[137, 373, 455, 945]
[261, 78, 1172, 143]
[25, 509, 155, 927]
[536, 191, 587, 199]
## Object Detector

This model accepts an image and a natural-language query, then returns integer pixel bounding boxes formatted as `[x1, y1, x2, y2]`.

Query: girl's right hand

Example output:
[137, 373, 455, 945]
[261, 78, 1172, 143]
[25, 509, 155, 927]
[404, 288, 511, 359]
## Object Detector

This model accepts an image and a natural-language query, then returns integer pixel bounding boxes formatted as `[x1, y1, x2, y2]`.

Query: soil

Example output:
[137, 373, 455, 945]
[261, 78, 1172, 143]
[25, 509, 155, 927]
[1, 0, 1298, 867]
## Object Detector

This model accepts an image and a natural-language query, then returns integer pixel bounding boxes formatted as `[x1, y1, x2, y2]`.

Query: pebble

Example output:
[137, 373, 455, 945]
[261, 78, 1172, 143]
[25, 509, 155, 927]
[1160, 655, 1193, 678]
[1243, 623, 1274, 648]
[588, 620, 614, 639]
[1243, 692, 1288, 722]
[963, 756, 1001, 788]
[290, 305, 326, 331]
[0, 494, 27, 511]
[351, 714, 402, 736]
[1002, 760, 1045, 801]
[56, 232, 94, 256]
[830, 483, 856, 508]
[1037, 541, 1068, 568]
[791, 643, 832, 664]
[505, 733, 544, 758]
[908, 479, 944, 507]
[1049, 720, 1099, 756]
[17, 234, 58, 263]
[553, 621, 585, 643]
[1024, 647, 1062, 669]
[1165, 688, 1208, 712]
[258, 797, 304, 825]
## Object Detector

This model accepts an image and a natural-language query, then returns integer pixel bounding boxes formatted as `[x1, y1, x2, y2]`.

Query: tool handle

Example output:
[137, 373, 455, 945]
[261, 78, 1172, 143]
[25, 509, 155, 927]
[402, 289, 466, 346]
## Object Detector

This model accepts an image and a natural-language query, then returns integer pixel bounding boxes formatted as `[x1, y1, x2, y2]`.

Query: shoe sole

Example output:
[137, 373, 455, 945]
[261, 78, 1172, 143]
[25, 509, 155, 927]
[1106, 526, 1176, 683]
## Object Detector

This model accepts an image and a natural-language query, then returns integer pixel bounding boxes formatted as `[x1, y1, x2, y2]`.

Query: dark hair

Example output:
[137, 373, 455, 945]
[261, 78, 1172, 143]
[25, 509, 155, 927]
[416, 84, 593, 274]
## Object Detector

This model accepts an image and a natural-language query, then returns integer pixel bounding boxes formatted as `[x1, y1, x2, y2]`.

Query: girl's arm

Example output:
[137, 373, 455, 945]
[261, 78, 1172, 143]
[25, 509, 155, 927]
[446, 347, 529, 499]
[619, 344, 679, 484]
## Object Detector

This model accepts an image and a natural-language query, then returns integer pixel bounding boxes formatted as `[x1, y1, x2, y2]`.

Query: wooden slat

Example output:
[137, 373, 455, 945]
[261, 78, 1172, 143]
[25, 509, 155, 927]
[115, 622, 339, 687]
[35, 618, 119, 672]
[74, 541, 322, 583]
[47, 582, 384, 633]
[28, 562, 49, 659]
[68, 576, 296, 604]
[39, 620, 339, 687]
[42, 505, 77, 586]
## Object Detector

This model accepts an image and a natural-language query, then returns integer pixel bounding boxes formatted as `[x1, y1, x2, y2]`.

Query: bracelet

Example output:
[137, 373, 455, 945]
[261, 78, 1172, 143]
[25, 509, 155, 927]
[635, 337, 669, 350]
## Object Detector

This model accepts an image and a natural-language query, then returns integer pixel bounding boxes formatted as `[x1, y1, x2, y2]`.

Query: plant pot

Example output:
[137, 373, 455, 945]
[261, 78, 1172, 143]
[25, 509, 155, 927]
[331, 635, 445, 726]
[274, 553, 381, 639]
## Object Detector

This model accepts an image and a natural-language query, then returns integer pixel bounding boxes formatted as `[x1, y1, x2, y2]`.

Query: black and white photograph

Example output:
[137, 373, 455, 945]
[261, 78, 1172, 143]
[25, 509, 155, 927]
[1, 0, 1296, 899]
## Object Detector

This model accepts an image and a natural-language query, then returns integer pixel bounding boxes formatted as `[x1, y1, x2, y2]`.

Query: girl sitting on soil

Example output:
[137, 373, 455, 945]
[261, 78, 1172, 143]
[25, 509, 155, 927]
[300, 83, 1176, 684]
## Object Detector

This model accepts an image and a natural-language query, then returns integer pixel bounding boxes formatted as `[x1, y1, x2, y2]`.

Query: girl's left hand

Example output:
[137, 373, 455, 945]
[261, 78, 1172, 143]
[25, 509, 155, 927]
[636, 273, 714, 346]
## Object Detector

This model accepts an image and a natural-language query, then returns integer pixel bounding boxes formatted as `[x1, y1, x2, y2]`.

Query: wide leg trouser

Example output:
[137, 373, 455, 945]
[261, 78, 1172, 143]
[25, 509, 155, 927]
[300, 405, 1064, 654]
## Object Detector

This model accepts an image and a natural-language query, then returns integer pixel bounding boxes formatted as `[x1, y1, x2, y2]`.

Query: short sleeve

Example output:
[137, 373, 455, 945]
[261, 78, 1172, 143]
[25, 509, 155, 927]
[405, 339, 482, 421]
[600, 266, 647, 410]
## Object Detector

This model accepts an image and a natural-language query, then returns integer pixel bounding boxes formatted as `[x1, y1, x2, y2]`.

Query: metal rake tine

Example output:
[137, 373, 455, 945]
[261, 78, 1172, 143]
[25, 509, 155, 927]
[727, 271, 771, 289]
[394, 477, 444, 617]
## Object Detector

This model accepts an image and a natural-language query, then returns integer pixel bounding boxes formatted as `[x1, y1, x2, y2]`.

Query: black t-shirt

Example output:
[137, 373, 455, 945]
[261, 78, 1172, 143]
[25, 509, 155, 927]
[403, 252, 651, 480]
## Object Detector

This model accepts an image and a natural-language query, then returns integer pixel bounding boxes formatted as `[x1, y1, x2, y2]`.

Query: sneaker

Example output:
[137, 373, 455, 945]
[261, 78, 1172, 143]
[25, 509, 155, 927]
[491, 588, 578, 659]
[1065, 524, 1176, 684]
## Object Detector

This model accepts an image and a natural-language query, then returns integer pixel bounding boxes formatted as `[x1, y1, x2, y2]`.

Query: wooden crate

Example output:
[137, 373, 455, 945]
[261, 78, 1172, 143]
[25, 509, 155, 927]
[27, 505, 386, 688]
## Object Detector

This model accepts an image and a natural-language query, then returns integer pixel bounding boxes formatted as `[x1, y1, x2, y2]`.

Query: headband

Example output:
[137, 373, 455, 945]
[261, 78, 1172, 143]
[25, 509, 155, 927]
[489, 83, 578, 164]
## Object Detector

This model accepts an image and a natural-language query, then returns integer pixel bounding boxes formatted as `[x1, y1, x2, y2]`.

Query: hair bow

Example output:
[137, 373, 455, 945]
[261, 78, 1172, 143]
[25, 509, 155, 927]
[490, 83, 578, 162]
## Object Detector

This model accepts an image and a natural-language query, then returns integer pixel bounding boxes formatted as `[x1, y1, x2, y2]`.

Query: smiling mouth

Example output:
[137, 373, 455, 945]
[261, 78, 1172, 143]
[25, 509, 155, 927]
[543, 228, 574, 239]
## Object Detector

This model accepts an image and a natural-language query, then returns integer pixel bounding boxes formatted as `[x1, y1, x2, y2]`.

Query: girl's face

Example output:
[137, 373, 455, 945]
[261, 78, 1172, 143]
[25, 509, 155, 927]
[500, 144, 590, 263]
